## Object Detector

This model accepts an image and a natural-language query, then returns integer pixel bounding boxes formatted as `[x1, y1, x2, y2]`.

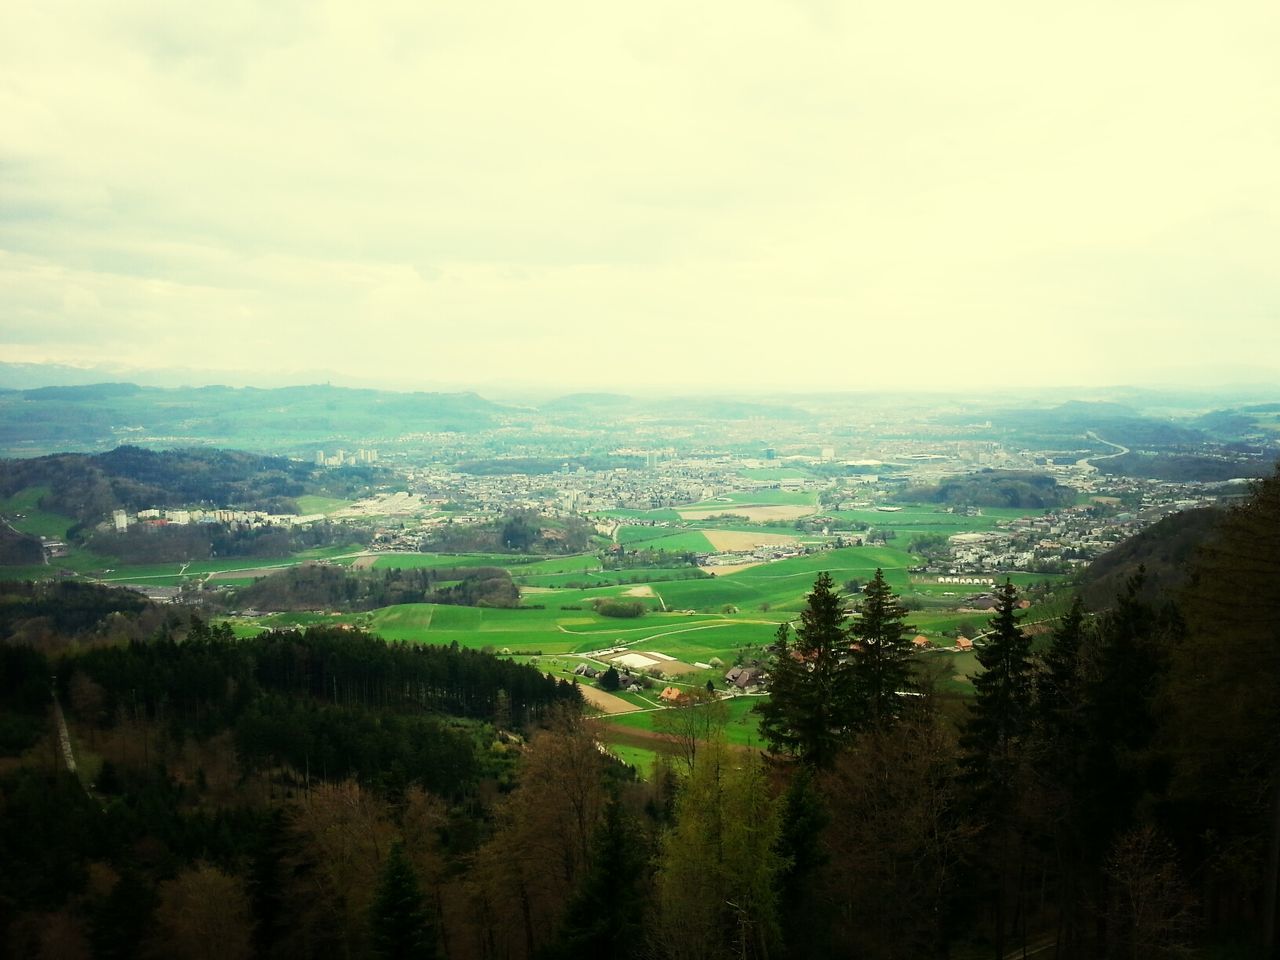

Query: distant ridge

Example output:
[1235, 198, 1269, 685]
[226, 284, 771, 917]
[0, 382, 513, 456]
[541, 392, 633, 410]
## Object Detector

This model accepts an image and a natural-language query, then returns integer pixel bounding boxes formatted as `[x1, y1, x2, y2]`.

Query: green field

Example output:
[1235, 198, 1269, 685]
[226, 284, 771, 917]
[602, 695, 766, 746]
[594, 508, 684, 521]
[616, 528, 716, 553]
[0, 487, 76, 539]
[680, 489, 818, 509]
[371, 552, 602, 575]
[294, 495, 355, 515]
[517, 566, 707, 589]
[86, 544, 366, 585]
[650, 546, 919, 613]
[616, 524, 686, 546]
[226, 601, 789, 661]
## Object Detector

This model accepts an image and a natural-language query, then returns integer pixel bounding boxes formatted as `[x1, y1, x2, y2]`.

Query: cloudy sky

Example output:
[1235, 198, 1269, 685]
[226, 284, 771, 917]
[2, 0, 1277, 393]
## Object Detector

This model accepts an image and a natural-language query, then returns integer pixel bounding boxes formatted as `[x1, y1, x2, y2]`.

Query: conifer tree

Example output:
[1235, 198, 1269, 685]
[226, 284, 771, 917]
[961, 579, 1033, 960]
[544, 793, 649, 959]
[847, 567, 915, 730]
[1035, 594, 1086, 730]
[1030, 594, 1091, 954]
[370, 840, 437, 960]
[963, 580, 1034, 790]
[757, 573, 849, 767]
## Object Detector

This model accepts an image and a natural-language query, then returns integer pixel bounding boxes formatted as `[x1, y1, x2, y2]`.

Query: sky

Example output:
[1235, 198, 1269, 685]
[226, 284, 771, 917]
[2, 0, 1278, 394]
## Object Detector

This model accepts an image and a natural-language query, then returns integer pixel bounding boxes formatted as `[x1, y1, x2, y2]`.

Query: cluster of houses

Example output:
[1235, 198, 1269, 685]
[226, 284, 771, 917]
[569, 658, 771, 700]
[111, 508, 326, 532]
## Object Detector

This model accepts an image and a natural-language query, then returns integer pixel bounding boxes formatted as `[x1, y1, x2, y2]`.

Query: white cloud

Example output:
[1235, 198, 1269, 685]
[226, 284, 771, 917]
[1, 0, 1277, 391]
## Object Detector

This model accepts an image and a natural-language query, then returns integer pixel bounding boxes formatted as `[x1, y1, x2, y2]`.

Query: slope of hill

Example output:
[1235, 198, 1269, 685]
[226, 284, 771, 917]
[0, 446, 386, 524]
[1077, 506, 1224, 609]
[0, 382, 510, 454]
[900, 470, 1075, 510]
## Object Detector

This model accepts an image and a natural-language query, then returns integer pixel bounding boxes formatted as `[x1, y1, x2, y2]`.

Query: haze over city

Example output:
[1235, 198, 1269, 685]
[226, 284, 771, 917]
[3, 0, 1278, 392]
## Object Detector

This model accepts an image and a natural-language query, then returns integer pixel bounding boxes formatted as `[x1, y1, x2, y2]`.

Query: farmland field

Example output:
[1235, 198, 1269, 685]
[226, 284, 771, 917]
[0, 487, 76, 539]
[615, 529, 716, 553]
[371, 552, 602, 574]
[689, 490, 819, 507]
[594, 508, 683, 521]
[601, 695, 766, 746]
[294, 495, 355, 515]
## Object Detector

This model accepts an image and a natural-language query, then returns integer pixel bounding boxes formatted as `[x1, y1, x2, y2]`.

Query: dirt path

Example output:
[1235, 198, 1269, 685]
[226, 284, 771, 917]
[52, 692, 77, 775]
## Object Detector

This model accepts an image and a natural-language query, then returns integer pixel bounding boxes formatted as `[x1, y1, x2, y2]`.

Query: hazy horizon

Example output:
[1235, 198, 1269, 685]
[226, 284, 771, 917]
[3, 1, 1278, 392]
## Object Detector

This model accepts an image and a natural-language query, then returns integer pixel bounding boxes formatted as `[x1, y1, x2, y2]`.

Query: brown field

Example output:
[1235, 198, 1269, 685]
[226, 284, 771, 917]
[598, 723, 757, 755]
[577, 685, 637, 714]
[704, 561, 765, 575]
[602, 650, 700, 676]
[350, 554, 379, 570]
[702, 529, 799, 551]
[677, 504, 815, 522]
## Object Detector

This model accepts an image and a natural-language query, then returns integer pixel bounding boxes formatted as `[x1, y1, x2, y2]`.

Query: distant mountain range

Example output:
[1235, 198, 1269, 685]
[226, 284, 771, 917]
[2, 363, 1278, 462]
[0, 382, 510, 455]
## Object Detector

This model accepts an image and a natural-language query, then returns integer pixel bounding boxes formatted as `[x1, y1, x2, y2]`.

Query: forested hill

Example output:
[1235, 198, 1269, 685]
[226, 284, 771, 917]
[228, 563, 520, 612]
[1076, 506, 1224, 608]
[900, 469, 1076, 509]
[0, 580, 159, 642]
[0, 382, 508, 453]
[0, 445, 386, 522]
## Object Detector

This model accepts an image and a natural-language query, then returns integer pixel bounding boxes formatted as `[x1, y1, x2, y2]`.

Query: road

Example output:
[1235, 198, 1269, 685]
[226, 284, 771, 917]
[1076, 432, 1129, 473]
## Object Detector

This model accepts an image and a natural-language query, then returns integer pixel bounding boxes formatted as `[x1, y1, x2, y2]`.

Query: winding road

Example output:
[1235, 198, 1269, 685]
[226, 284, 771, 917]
[1076, 432, 1129, 473]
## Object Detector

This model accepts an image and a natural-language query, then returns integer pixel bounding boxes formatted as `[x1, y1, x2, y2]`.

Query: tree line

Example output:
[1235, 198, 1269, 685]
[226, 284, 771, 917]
[225, 563, 519, 612]
[0, 445, 387, 525]
[751, 469, 1280, 958]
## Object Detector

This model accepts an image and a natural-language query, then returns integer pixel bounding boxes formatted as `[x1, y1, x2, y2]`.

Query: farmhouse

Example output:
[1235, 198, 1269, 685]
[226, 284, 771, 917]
[724, 666, 767, 692]
[659, 686, 685, 703]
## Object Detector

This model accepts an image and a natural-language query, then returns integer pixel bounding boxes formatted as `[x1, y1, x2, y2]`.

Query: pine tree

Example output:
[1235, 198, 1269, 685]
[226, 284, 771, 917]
[1035, 594, 1086, 731]
[544, 793, 649, 959]
[847, 567, 915, 730]
[963, 580, 1034, 790]
[774, 766, 831, 957]
[961, 579, 1033, 960]
[1030, 594, 1091, 954]
[757, 573, 850, 767]
[370, 841, 437, 960]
